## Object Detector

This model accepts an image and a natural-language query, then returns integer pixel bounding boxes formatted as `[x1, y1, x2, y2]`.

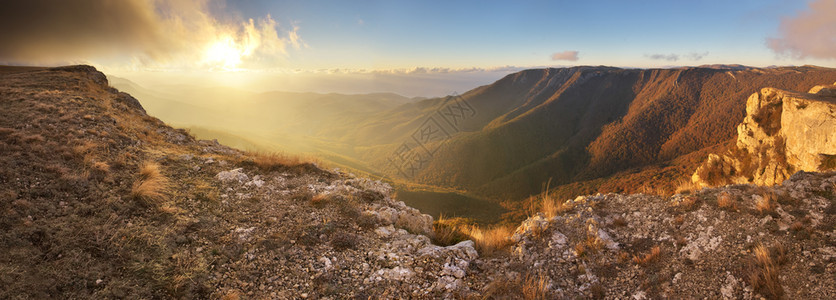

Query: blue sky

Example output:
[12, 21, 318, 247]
[218, 0, 830, 69]
[2, 0, 833, 96]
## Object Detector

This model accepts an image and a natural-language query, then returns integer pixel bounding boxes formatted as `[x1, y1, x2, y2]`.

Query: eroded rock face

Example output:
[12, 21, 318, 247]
[783, 83, 836, 171]
[693, 83, 836, 187]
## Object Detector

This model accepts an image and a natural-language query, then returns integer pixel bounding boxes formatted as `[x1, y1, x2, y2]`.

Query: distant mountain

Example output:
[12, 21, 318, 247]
[332, 66, 836, 200]
[112, 66, 836, 203]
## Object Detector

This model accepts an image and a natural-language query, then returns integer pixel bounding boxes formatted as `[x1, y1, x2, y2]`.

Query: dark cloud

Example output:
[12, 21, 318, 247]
[0, 0, 170, 64]
[551, 51, 579, 61]
[0, 0, 298, 69]
[767, 0, 836, 60]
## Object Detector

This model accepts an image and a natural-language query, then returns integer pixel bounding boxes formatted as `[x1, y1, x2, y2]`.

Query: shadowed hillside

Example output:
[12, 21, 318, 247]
[345, 66, 836, 201]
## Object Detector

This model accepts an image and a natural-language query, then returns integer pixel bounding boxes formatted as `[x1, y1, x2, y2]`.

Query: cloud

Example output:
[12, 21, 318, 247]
[551, 51, 579, 61]
[0, 0, 302, 70]
[685, 52, 709, 61]
[646, 52, 708, 62]
[767, 0, 836, 60]
[646, 53, 680, 61]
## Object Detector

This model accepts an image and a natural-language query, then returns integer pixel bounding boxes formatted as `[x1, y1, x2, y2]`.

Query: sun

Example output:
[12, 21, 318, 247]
[204, 36, 243, 70]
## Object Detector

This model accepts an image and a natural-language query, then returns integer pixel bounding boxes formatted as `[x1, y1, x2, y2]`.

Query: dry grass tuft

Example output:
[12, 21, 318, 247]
[585, 235, 604, 253]
[717, 191, 738, 210]
[290, 189, 313, 202]
[432, 216, 471, 246]
[632, 246, 662, 266]
[481, 271, 551, 300]
[91, 161, 110, 173]
[679, 195, 699, 210]
[131, 162, 168, 205]
[461, 225, 514, 256]
[790, 221, 804, 232]
[247, 151, 304, 171]
[220, 290, 241, 300]
[522, 272, 549, 299]
[310, 193, 330, 209]
[674, 215, 685, 225]
[574, 242, 587, 258]
[755, 192, 776, 214]
[748, 244, 784, 299]
[674, 178, 701, 195]
[541, 192, 573, 219]
[618, 251, 632, 263]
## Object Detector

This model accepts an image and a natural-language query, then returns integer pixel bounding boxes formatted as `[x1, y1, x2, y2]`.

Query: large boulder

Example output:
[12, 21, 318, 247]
[693, 83, 836, 187]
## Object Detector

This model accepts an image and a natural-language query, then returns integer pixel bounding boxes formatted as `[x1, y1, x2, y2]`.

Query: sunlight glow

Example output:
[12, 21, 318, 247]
[204, 36, 243, 70]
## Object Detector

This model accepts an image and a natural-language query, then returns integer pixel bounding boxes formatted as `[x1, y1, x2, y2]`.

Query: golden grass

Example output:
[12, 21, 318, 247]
[460, 225, 514, 256]
[541, 195, 573, 219]
[522, 272, 549, 299]
[632, 246, 661, 266]
[748, 244, 783, 299]
[431, 216, 471, 246]
[674, 178, 701, 194]
[91, 161, 110, 173]
[585, 235, 604, 253]
[131, 162, 168, 205]
[755, 192, 776, 214]
[679, 195, 699, 209]
[573, 242, 587, 258]
[310, 193, 329, 208]
[717, 191, 736, 210]
[247, 151, 305, 171]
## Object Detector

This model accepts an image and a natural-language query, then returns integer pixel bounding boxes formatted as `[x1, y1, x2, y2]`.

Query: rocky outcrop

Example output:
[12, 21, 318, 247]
[467, 171, 836, 299]
[692, 82, 836, 187]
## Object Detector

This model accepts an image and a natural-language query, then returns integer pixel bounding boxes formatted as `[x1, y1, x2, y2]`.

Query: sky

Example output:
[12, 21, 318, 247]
[0, 0, 834, 96]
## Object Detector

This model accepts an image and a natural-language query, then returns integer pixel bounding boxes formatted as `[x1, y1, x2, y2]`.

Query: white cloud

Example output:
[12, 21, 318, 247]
[767, 0, 836, 60]
[646, 53, 680, 61]
[646, 52, 708, 62]
[551, 50, 580, 61]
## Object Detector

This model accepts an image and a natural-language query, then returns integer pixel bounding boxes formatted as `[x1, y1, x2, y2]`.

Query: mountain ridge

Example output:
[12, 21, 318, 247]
[2, 65, 835, 299]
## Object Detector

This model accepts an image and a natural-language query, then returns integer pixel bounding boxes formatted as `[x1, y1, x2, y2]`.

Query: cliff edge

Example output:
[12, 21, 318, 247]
[692, 82, 836, 187]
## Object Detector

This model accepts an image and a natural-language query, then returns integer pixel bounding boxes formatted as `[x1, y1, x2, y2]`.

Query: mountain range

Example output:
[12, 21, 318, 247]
[113, 65, 836, 205]
[3, 65, 835, 298]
